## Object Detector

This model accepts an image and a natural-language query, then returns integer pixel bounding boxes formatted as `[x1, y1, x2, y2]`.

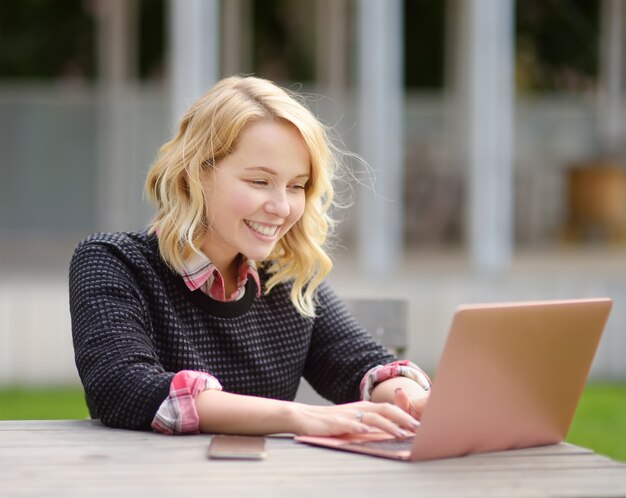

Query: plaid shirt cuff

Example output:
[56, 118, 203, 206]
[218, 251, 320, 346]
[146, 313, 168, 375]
[151, 370, 222, 435]
[360, 360, 431, 401]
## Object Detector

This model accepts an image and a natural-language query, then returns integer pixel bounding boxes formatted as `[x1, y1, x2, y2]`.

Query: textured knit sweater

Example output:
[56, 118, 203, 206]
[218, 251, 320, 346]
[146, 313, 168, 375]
[69, 231, 396, 430]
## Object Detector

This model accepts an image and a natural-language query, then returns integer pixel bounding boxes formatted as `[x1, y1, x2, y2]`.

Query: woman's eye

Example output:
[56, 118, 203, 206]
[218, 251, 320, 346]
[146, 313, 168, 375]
[249, 179, 268, 186]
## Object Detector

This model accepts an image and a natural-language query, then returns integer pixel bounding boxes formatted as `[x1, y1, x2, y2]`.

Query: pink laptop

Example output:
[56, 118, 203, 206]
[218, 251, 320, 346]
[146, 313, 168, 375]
[295, 298, 612, 461]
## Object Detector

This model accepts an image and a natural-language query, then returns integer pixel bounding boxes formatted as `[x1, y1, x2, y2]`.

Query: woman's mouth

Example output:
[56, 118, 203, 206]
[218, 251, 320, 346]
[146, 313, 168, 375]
[244, 220, 280, 237]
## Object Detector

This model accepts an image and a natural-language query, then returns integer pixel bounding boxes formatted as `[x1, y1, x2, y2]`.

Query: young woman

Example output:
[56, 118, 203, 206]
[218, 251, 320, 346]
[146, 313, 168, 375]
[70, 75, 430, 437]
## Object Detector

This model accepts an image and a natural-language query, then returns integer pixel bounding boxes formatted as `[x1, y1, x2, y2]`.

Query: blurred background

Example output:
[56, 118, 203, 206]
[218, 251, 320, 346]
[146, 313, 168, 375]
[0, 0, 625, 453]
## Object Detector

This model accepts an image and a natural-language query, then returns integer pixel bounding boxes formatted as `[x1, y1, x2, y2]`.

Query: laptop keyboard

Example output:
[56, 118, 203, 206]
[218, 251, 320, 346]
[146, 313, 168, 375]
[348, 436, 415, 452]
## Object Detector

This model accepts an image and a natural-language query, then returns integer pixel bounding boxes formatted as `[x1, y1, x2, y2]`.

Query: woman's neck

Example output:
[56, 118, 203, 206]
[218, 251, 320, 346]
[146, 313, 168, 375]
[199, 238, 242, 296]
[217, 254, 241, 296]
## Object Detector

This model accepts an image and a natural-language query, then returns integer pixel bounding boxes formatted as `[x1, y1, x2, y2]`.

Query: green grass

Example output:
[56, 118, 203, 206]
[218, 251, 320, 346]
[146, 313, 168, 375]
[1, 383, 624, 462]
[566, 382, 626, 462]
[0, 386, 89, 420]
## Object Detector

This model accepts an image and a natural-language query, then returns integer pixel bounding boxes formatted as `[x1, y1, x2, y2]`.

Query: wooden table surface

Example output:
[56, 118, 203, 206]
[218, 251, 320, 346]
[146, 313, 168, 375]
[2, 419, 626, 498]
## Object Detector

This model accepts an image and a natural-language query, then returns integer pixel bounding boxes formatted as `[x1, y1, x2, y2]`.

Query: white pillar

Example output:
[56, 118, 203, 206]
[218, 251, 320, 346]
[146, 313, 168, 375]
[315, 0, 348, 138]
[169, 0, 220, 123]
[356, 0, 404, 276]
[599, 0, 626, 152]
[459, 0, 515, 275]
[222, 0, 252, 77]
[96, 0, 137, 231]
[316, 0, 348, 94]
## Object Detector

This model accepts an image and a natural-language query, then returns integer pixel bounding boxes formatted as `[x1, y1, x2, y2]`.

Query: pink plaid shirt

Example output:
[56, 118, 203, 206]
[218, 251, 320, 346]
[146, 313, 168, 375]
[151, 251, 430, 435]
[180, 250, 261, 301]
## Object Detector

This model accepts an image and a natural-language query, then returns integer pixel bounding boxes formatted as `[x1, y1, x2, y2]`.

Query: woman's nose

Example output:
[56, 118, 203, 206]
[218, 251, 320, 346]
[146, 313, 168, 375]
[265, 189, 290, 218]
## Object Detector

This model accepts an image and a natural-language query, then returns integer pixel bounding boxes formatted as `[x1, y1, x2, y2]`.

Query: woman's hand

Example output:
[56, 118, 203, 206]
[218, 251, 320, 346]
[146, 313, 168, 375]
[392, 385, 429, 420]
[291, 400, 421, 439]
[196, 389, 419, 438]
[370, 376, 430, 421]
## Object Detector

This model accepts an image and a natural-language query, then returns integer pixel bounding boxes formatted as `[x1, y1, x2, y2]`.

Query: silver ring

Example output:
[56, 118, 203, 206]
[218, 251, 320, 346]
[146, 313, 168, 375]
[355, 411, 365, 423]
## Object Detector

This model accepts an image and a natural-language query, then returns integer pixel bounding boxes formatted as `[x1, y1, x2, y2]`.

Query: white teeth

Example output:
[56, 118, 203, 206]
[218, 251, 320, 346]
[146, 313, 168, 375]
[245, 220, 279, 237]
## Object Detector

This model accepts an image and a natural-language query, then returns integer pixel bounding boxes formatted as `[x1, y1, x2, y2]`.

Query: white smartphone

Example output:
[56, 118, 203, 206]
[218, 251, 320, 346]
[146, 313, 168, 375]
[208, 435, 267, 460]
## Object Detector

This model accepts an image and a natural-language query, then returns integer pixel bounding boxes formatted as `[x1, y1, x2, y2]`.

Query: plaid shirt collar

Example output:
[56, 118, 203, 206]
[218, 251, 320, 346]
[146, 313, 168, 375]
[181, 250, 261, 302]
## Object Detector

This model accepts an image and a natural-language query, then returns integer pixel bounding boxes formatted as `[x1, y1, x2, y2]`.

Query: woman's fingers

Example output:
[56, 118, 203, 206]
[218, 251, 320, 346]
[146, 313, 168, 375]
[295, 400, 421, 438]
[378, 401, 421, 431]
[355, 402, 420, 436]
[408, 395, 428, 420]
[394, 386, 429, 421]
[357, 410, 411, 439]
[393, 387, 411, 413]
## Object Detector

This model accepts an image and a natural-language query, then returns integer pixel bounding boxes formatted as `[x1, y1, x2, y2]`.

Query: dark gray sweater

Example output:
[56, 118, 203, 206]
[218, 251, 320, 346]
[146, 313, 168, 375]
[69, 231, 395, 430]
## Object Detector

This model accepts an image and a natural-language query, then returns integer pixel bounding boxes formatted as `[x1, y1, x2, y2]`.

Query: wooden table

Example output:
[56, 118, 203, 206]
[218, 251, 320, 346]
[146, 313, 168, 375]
[2, 420, 626, 498]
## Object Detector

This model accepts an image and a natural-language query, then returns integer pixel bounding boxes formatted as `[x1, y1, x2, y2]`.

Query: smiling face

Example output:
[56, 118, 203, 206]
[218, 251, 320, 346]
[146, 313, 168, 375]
[200, 119, 311, 277]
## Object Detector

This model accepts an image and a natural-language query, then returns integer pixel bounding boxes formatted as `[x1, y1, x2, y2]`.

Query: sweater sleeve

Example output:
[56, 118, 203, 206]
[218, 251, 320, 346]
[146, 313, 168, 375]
[69, 239, 174, 430]
[302, 281, 398, 404]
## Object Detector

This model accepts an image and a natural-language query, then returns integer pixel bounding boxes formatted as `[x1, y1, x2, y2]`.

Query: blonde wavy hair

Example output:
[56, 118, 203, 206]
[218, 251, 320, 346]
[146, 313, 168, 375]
[145, 75, 340, 317]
